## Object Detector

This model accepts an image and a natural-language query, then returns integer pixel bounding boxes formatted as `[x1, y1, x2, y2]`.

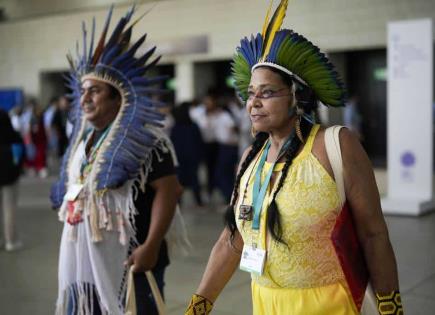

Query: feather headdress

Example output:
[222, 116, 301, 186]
[232, 0, 345, 107]
[51, 6, 166, 208]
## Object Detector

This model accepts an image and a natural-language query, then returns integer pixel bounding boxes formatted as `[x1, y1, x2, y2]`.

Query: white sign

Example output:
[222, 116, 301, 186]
[382, 19, 434, 215]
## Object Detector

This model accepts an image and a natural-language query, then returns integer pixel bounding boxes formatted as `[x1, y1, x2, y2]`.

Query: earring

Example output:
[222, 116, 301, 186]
[295, 107, 305, 143]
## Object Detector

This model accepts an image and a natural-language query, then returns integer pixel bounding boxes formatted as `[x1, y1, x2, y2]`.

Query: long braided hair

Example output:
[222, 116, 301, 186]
[224, 67, 318, 245]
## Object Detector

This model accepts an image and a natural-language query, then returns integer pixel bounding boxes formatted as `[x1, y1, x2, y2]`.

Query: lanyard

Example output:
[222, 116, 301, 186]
[251, 133, 294, 230]
[80, 125, 112, 180]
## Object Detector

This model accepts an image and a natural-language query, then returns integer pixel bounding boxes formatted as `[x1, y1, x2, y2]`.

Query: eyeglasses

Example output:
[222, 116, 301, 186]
[246, 88, 291, 101]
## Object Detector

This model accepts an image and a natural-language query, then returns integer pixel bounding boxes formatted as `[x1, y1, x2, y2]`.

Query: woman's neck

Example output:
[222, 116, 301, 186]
[267, 118, 297, 161]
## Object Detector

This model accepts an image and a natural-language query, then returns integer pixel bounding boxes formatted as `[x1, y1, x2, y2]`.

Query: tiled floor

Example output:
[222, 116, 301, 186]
[0, 174, 434, 314]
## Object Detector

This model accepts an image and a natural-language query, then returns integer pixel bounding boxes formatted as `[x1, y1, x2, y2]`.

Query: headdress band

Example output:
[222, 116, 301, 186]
[252, 62, 308, 86]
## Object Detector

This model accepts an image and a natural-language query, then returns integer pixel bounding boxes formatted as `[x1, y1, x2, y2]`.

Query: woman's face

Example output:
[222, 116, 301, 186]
[246, 67, 293, 133]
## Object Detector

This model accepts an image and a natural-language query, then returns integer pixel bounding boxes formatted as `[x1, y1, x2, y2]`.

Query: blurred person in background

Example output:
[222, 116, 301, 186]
[9, 104, 24, 132]
[52, 95, 70, 158]
[190, 90, 221, 202]
[171, 101, 204, 206]
[228, 95, 252, 159]
[214, 100, 240, 204]
[44, 96, 60, 172]
[0, 109, 24, 251]
[159, 104, 175, 136]
[21, 98, 48, 178]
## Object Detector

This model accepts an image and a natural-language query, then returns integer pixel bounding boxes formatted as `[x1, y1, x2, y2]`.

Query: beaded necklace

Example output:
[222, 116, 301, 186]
[79, 125, 112, 183]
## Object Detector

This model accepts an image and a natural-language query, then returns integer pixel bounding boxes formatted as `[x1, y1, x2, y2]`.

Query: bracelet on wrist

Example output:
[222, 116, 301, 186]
[376, 290, 403, 315]
[185, 293, 213, 315]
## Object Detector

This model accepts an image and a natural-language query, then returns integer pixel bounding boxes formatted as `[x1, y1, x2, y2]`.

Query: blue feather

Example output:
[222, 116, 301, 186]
[104, 17, 128, 53]
[111, 34, 147, 68]
[88, 17, 96, 62]
[100, 45, 121, 64]
[131, 46, 156, 68]
[82, 21, 88, 66]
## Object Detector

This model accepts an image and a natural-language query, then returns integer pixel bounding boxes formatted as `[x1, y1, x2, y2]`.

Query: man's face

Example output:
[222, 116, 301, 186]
[80, 79, 121, 130]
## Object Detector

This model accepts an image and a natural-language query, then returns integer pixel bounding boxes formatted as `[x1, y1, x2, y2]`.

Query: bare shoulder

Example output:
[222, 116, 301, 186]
[338, 127, 373, 174]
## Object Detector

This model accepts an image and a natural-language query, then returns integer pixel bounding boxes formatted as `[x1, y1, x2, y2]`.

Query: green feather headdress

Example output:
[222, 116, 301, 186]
[232, 0, 346, 107]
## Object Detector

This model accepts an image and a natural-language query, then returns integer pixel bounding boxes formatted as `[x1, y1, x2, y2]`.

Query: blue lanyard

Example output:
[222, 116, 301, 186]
[251, 134, 294, 230]
[80, 125, 112, 177]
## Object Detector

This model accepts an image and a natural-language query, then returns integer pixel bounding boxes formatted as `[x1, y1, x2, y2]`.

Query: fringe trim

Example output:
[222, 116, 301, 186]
[58, 127, 175, 246]
[55, 282, 111, 315]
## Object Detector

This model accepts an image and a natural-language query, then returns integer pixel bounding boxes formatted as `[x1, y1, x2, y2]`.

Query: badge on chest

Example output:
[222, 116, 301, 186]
[239, 244, 266, 275]
[238, 204, 253, 221]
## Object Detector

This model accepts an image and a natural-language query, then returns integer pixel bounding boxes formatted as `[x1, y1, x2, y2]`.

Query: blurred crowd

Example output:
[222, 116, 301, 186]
[2, 88, 253, 208]
[7, 95, 72, 178]
[167, 89, 252, 207]
[0, 88, 253, 252]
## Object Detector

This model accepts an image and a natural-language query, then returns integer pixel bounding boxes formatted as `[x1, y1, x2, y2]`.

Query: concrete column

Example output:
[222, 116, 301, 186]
[175, 60, 195, 103]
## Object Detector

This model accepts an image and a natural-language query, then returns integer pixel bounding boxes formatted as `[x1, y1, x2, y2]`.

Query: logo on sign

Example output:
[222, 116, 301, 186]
[401, 151, 416, 167]
[400, 151, 415, 182]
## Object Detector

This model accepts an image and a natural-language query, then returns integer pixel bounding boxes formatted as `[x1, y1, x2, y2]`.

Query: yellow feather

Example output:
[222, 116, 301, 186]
[262, 0, 274, 38]
[261, 0, 289, 61]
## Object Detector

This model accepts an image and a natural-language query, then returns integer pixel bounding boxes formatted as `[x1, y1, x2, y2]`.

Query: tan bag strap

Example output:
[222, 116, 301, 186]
[145, 271, 166, 315]
[125, 266, 137, 315]
[124, 266, 166, 315]
[325, 126, 345, 205]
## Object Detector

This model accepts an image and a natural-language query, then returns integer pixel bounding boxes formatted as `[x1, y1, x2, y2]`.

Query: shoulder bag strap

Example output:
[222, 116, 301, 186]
[324, 126, 345, 205]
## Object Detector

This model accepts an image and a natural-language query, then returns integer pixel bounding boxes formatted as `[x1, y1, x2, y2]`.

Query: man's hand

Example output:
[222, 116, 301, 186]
[125, 242, 160, 272]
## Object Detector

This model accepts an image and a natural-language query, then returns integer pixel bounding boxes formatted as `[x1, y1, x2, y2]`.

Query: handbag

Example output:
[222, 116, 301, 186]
[125, 266, 166, 315]
[325, 126, 378, 314]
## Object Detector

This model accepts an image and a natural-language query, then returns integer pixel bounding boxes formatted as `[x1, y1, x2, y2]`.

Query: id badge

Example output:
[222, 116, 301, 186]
[239, 244, 266, 276]
[64, 184, 83, 201]
[238, 204, 253, 221]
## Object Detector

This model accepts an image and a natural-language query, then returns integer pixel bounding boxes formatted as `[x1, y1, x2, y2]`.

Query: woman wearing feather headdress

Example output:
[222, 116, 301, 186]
[185, 1, 403, 315]
[50, 6, 181, 315]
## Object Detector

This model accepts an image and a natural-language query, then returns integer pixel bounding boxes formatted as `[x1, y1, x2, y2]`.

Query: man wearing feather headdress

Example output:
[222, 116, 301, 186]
[51, 6, 181, 315]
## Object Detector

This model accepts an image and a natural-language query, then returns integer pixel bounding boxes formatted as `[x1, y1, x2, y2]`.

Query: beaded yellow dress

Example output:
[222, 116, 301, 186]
[235, 125, 358, 315]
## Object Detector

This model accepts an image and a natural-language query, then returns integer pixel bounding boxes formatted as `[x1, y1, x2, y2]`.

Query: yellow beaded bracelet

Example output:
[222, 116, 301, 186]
[376, 290, 403, 315]
[185, 294, 213, 315]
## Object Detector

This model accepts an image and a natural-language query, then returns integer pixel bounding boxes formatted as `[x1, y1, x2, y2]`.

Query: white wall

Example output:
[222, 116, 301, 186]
[1, 0, 435, 96]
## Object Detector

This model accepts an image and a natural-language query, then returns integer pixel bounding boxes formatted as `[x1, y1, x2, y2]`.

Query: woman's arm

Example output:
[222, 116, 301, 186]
[185, 146, 252, 314]
[197, 228, 244, 301]
[185, 228, 243, 314]
[341, 128, 399, 293]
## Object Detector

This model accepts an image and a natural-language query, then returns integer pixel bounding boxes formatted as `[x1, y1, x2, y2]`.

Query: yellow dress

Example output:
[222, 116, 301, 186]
[235, 125, 358, 315]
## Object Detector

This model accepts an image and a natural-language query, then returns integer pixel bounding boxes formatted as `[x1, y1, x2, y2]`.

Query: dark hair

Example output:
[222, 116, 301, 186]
[108, 84, 121, 100]
[49, 96, 60, 104]
[224, 66, 315, 245]
[172, 102, 193, 125]
[266, 66, 318, 114]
